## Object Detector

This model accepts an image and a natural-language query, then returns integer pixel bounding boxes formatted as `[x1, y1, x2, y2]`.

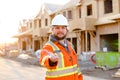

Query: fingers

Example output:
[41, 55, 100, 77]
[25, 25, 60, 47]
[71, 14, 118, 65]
[49, 54, 58, 62]
[43, 50, 58, 62]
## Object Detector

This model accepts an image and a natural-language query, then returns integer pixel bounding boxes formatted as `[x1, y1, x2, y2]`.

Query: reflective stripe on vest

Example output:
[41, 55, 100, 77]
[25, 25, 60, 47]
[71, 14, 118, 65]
[77, 67, 82, 75]
[45, 41, 81, 78]
[46, 64, 79, 78]
[41, 55, 51, 66]
[46, 41, 64, 68]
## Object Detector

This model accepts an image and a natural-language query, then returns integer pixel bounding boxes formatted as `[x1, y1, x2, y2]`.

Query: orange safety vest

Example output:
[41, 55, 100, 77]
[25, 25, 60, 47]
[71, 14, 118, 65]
[40, 41, 83, 80]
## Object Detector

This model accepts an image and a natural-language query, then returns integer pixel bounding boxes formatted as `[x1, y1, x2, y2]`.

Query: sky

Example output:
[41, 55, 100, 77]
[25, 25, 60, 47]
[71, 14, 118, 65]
[0, 0, 70, 43]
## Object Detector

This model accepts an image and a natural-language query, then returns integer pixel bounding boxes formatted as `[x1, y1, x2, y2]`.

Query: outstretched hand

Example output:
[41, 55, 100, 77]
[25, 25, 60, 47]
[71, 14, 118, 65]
[49, 52, 58, 62]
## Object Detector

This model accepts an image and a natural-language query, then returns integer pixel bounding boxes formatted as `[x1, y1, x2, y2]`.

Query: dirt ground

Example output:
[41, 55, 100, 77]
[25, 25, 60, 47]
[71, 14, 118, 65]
[82, 68, 120, 80]
[3, 56, 120, 80]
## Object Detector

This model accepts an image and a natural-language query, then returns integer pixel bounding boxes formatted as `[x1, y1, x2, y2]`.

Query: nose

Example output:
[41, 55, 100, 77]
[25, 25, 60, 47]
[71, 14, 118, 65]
[59, 27, 64, 31]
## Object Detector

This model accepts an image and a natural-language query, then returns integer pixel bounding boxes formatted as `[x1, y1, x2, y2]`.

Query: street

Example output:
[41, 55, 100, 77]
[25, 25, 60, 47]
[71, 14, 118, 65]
[0, 57, 119, 80]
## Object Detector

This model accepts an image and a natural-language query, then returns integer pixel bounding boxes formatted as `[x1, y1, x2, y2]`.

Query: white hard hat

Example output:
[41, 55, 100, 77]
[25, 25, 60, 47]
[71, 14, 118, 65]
[51, 14, 69, 26]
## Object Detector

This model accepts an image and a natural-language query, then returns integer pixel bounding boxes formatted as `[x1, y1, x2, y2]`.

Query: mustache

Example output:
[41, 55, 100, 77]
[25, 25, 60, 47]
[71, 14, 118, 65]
[57, 32, 64, 35]
[57, 32, 66, 35]
[54, 35, 66, 40]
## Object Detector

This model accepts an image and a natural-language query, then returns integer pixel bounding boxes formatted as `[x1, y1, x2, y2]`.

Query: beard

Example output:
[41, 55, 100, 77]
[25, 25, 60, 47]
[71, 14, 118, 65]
[53, 33, 67, 40]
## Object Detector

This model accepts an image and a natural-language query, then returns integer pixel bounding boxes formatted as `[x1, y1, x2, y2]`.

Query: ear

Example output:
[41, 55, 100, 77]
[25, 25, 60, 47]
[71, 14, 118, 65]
[51, 27, 54, 31]
[66, 27, 69, 32]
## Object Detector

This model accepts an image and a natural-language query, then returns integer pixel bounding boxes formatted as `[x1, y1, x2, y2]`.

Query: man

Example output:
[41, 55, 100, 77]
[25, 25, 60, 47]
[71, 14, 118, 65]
[40, 14, 83, 80]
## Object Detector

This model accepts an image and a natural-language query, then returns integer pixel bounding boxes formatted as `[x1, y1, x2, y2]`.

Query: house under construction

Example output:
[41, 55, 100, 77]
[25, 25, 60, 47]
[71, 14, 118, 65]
[13, 0, 120, 56]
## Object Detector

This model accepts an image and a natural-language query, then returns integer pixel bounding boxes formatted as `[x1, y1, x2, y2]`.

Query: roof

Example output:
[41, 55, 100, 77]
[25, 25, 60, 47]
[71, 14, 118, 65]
[51, 0, 81, 14]
[109, 14, 120, 20]
[12, 29, 32, 38]
[95, 14, 120, 26]
[62, 0, 80, 9]
[44, 3, 62, 13]
[58, 0, 80, 11]
[69, 26, 82, 32]
[95, 17, 116, 26]
[36, 3, 62, 17]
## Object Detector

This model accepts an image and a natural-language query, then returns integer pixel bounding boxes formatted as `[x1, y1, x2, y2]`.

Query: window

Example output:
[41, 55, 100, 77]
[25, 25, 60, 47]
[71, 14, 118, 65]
[119, 0, 120, 12]
[104, 0, 113, 13]
[87, 33, 91, 51]
[72, 38, 77, 53]
[34, 20, 37, 28]
[22, 41, 26, 50]
[87, 4, 92, 16]
[68, 10, 72, 19]
[79, 7, 81, 18]
[45, 18, 48, 26]
[30, 22, 32, 29]
[26, 22, 28, 28]
[21, 26, 26, 32]
[38, 19, 41, 28]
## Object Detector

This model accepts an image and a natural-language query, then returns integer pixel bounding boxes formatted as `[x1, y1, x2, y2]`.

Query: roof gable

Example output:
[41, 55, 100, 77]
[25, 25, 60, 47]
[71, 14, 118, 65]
[36, 3, 62, 18]
[60, 0, 80, 10]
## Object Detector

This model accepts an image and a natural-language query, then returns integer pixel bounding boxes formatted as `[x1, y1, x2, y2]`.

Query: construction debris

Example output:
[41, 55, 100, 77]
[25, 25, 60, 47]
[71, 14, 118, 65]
[17, 54, 32, 59]
[112, 69, 120, 77]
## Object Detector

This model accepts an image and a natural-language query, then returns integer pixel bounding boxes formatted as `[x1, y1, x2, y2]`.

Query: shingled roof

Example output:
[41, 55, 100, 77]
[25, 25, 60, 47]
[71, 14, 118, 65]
[44, 3, 62, 13]
[61, 0, 80, 9]
[35, 3, 62, 18]
[51, 0, 81, 14]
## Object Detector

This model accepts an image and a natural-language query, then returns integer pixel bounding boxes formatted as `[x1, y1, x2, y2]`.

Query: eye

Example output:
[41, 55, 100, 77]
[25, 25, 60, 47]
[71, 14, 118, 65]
[54, 27, 59, 30]
[54, 26, 66, 30]
[62, 27, 66, 29]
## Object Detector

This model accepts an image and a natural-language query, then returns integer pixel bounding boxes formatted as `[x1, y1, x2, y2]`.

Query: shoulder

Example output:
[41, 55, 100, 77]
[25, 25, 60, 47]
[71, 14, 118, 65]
[41, 41, 54, 52]
[43, 42, 53, 49]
